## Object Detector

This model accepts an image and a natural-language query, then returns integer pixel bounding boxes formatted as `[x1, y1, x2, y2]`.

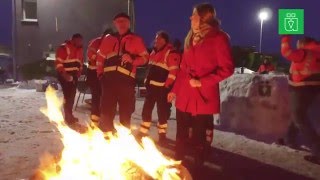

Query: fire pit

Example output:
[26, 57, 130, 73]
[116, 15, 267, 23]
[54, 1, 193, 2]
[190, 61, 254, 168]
[32, 87, 192, 180]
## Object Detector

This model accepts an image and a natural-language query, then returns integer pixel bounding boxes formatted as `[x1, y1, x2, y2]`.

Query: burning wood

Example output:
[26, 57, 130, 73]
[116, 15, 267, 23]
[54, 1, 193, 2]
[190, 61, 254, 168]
[32, 86, 191, 180]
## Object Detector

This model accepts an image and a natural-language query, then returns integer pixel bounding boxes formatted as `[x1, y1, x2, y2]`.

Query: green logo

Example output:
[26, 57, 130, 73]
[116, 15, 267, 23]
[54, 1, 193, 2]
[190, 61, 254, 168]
[278, 9, 304, 34]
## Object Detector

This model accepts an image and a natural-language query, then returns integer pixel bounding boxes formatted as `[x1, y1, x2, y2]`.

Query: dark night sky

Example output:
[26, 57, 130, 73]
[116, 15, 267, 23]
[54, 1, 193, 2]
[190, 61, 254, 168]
[0, 0, 12, 46]
[1, 0, 319, 54]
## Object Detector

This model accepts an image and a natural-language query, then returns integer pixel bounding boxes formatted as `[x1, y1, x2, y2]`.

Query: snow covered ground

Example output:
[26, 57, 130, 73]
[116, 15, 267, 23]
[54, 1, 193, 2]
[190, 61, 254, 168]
[0, 86, 319, 180]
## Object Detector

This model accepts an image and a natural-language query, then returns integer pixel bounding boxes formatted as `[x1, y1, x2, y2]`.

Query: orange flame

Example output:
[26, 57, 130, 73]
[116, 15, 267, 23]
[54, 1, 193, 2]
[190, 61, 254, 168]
[37, 86, 182, 179]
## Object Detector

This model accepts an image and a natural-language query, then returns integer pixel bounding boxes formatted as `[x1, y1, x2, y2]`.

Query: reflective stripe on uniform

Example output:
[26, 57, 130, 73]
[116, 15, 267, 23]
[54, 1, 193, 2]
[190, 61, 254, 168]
[168, 74, 176, 80]
[88, 65, 97, 70]
[56, 64, 64, 69]
[151, 62, 169, 71]
[63, 59, 81, 64]
[164, 50, 171, 63]
[65, 67, 80, 72]
[139, 127, 149, 134]
[56, 57, 64, 62]
[141, 121, 152, 127]
[288, 80, 320, 87]
[98, 51, 107, 59]
[158, 123, 168, 134]
[169, 66, 179, 70]
[103, 66, 135, 78]
[140, 121, 151, 134]
[65, 46, 70, 55]
[150, 80, 165, 87]
[158, 129, 166, 134]
[157, 123, 168, 129]
[107, 52, 117, 59]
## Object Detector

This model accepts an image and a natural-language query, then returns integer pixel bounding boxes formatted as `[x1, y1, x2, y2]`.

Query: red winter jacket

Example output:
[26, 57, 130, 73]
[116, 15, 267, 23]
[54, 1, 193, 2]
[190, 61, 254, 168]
[55, 40, 83, 77]
[172, 27, 234, 115]
[258, 64, 275, 73]
[96, 32, 149, 78]
[87, 37, 103, 70]
[281, 36, 320, 86]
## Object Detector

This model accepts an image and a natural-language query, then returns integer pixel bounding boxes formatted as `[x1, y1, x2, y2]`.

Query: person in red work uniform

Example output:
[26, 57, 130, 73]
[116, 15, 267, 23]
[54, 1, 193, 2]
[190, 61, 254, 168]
[168, 3, 234, 168]
[55, 33, 87, 133]
[139, 31, 180, 143]
[280, 35, 320, 164]
[86, 29, 113, 124]
[258, 58, 275, 74]
[96, 13, 149, 137]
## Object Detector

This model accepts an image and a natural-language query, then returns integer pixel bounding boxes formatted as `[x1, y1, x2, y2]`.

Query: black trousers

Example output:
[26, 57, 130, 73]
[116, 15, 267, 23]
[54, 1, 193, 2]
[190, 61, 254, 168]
[99, 72, 135, 132]
[286, 85, 320, 157]
[175, 109, 214, 161]
[141, 86, 171, 134]
[58, 74, 78, 124]
[87, 69, 101, 116]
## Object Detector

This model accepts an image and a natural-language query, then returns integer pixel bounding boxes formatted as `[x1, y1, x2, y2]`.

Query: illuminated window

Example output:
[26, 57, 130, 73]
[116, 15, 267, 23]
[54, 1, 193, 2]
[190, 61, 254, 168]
[22, 0, 37, 22]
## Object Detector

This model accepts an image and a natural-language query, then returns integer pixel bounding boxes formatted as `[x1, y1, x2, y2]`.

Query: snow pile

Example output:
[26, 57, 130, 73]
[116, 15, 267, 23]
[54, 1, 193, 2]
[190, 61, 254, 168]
[17, 80, 40, 89]
[234, 67, 254, 74]
[18, 77, 59, 91]
[218, 74, 292, 142]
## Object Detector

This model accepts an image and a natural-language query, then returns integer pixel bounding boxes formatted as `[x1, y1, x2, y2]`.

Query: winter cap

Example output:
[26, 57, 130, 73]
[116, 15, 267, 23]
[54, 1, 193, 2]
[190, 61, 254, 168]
[113, 12, 130, 21]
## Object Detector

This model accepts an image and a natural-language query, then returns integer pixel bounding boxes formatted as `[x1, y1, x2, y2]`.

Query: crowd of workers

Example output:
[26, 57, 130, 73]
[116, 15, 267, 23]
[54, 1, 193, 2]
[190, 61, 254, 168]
[55, 2, 320, 168]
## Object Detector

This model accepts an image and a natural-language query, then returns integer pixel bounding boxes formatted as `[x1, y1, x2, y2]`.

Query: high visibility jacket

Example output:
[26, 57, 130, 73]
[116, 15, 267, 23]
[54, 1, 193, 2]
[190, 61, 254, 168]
[87, 37, 103, 70]
[258, 64, 275, 73]
[172, 27, 234, 115]
[281, 36, 320, 87]
[96, 31, 149, 78]
[146, 44, 180, 88]
[55, 41, 83, 76]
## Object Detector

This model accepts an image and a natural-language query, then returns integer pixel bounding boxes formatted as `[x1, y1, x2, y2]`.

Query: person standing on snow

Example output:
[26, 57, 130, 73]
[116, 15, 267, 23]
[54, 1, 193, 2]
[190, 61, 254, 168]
[139, 31, 180, 143]
[167, 3, 234, 169]
[86, 29, 113, 124]
[279, 35, 320, 164]
[96, 13, 149, 138]
[55, 33, 87, 133]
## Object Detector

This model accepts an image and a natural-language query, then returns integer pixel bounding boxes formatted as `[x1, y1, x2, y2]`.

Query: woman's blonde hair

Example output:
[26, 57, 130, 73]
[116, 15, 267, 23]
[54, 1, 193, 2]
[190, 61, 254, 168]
[184, 3, 220, 49]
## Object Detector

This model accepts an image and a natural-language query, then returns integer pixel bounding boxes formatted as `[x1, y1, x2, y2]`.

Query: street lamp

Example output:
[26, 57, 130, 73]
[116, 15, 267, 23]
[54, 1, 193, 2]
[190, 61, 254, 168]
[258, 8, 270, 53]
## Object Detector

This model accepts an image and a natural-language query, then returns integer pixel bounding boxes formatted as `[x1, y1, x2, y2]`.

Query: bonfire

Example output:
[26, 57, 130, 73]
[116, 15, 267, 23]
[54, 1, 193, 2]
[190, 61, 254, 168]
[32, 86, 191, 180]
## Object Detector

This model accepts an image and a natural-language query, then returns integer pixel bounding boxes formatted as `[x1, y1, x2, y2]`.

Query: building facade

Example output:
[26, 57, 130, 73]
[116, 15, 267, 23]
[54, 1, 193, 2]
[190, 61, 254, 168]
[13, 0, 133, 79]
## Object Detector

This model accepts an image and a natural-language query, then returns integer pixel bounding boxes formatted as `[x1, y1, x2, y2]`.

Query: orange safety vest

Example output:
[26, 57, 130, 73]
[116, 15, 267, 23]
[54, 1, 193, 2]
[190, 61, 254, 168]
[55, 41, 83, 75]
[146, 44, 180, 88]
[281, 36, 320, 87]
[96, 31, 149, 78]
